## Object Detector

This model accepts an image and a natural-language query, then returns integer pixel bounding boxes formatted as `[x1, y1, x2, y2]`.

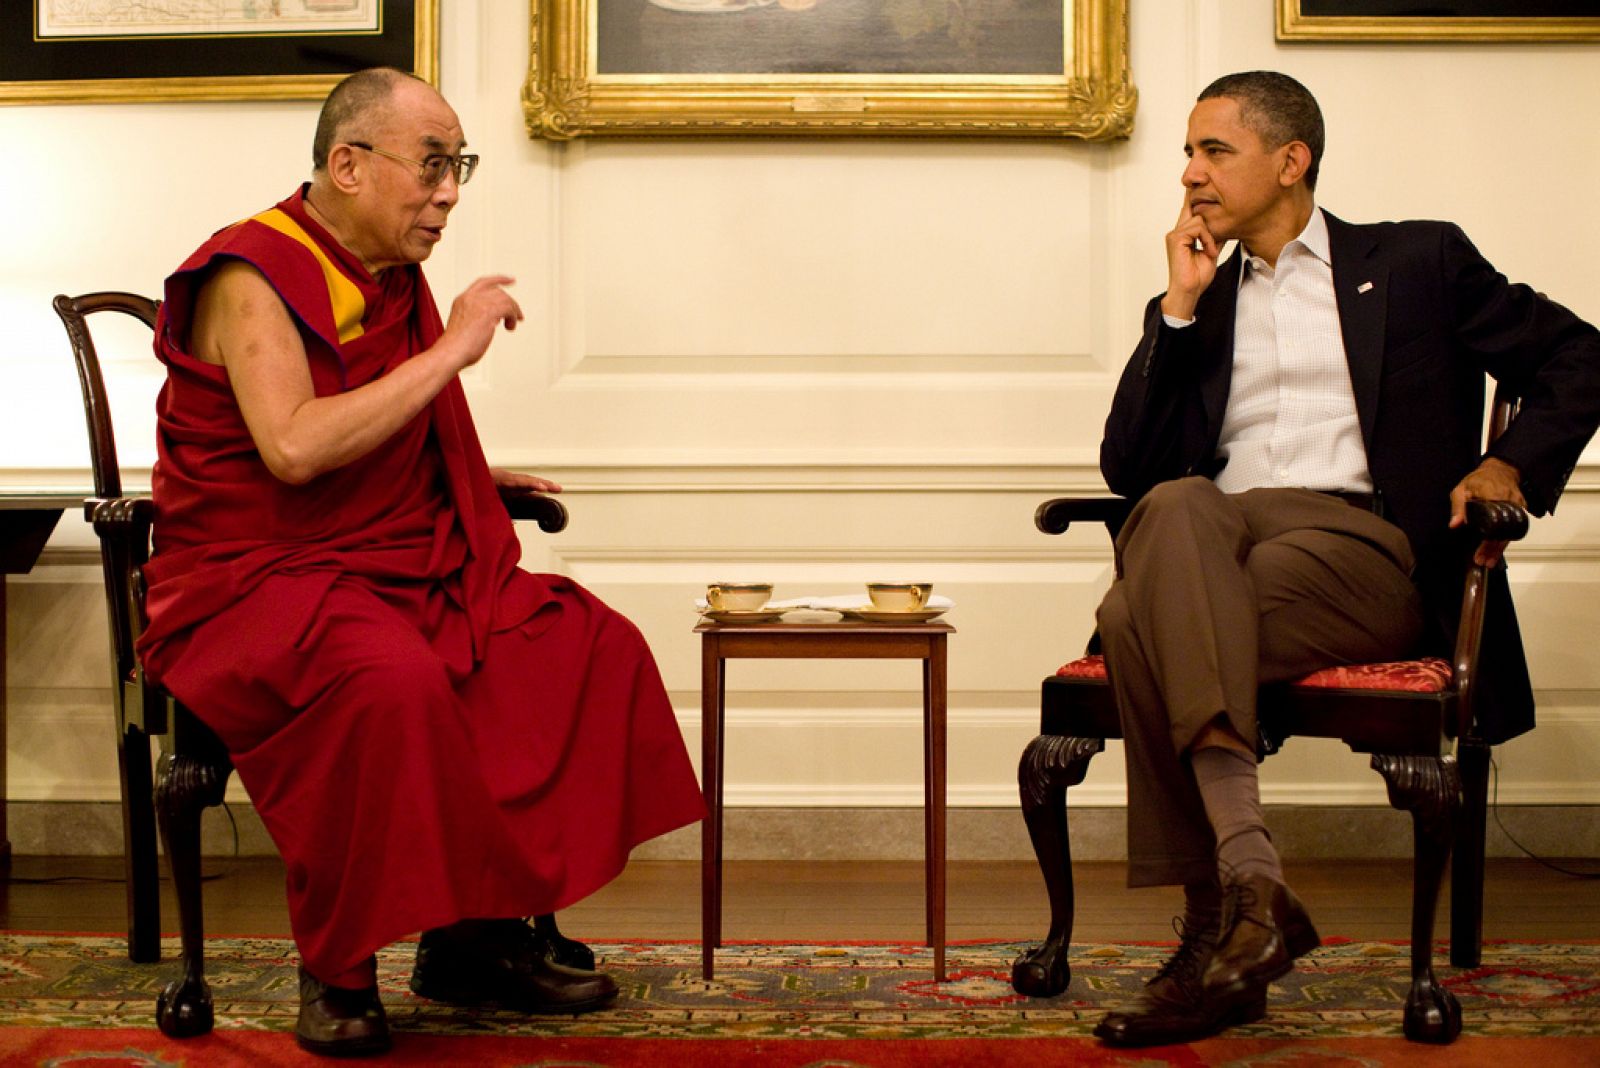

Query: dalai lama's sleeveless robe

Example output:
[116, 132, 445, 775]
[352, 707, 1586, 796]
[139, 187, 704, 986]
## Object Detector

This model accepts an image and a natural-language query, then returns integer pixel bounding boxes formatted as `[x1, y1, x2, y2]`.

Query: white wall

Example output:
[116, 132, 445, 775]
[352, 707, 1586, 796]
[4, 0, 1599, 814]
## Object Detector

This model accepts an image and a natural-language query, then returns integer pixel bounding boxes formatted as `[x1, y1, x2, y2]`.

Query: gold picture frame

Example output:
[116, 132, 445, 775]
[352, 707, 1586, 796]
[0, 1, 437, 106]
[523, 0, 1134, 140]
[1277, 1, 1600, 42]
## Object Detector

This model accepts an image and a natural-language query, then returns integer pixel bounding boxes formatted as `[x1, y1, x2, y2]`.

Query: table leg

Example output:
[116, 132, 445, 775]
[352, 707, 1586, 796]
[923, 650, 934, 946]
[1, 578, 9, 873]
[715, 656, 726, 929]
[701, 635, 725, 980]
[924, 635, 947, 981]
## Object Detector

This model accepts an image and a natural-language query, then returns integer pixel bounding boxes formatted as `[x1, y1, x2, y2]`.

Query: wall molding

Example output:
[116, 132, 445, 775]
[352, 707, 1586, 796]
[9, 801, 1597, 862]
[13, 462, 1600, 496]
[12, 682, 1595, 806]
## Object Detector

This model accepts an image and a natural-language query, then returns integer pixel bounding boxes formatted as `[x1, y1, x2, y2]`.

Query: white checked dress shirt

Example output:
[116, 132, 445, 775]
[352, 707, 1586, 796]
[1168, 208, 1374, 495]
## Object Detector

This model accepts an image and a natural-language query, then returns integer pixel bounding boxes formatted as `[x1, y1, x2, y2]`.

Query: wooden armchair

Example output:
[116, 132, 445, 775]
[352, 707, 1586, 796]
[53, 291, 570, 1039]
[1010, 383, 1531, 1045]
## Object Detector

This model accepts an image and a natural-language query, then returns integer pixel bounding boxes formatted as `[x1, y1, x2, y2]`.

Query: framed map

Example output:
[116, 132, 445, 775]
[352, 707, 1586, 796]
[1, 1, 437, 105]
[1277, 0, 1600, 41]
[523, 0, 1136, 140]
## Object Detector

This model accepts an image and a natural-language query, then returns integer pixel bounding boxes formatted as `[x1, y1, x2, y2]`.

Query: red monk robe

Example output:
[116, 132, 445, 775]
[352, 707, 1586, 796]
[138, 187, 704, 987]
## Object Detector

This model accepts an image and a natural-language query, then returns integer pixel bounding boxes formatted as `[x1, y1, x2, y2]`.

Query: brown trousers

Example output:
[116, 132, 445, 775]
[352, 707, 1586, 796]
[1096, 477, 1423, 887]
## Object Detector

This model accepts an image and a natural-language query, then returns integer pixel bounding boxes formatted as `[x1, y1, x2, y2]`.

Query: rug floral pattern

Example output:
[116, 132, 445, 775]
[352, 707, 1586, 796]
[0, 935, 1596, 1040]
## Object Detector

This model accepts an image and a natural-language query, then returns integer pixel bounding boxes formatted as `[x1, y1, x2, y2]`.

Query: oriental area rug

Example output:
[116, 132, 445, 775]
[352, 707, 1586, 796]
[0, 935, 1597, 1066]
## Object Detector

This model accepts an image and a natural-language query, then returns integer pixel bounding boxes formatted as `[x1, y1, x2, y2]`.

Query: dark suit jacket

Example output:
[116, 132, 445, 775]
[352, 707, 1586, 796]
[1101, 211, 1600, 744]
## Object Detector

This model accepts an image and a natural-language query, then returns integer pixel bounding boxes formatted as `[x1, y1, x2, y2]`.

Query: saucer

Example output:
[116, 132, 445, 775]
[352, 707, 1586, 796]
[845, 607, 947, 624]
[702, 608, 787, 624]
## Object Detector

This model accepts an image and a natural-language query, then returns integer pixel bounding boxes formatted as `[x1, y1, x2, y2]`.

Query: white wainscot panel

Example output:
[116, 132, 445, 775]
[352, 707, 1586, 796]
[668, 696, 1032, 807]
[552, 551, 1115, 695]
[568, 144, 1100, 369]
[7, 689, 121, 801]
[6, 247, 198, 477]
[7, 570, 109, 690]
[1506, 555, 1600, 691]
[7, 569, 125, 802]
[662, 692, 1136, 809]
[551, 538, 1123, 807]
[1493, 694, 1600, 804]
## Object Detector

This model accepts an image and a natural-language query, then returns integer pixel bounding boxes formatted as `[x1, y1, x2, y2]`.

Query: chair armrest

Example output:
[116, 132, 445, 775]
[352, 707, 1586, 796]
[1035, 496, 1132, 537]
[1447, 500, 1530, 743]
[83, 496, 165, 733]
[1464, 499, 1528, 542]
[1035, 497, 1523, 540]
[84, 494, 154, 536]
[498, 487, 568, 533]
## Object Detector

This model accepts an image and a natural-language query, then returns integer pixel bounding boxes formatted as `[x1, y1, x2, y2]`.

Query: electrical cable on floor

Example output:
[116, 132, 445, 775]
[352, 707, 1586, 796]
[1490, 755, 1600, 879]
[223, 799, 241, 857]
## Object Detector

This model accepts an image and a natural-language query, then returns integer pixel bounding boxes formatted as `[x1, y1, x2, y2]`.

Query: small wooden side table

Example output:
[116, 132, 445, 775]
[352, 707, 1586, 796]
[696, 618, 954, 981]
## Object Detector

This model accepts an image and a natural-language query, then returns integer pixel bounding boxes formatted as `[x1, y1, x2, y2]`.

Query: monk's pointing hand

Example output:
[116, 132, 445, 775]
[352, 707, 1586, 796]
[443, 275, 525, 370]
[1160, 195, 1220, 322]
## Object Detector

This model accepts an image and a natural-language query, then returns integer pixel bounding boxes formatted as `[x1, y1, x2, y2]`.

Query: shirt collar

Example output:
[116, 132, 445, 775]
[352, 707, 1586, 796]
[1239, 206, 1330, 283]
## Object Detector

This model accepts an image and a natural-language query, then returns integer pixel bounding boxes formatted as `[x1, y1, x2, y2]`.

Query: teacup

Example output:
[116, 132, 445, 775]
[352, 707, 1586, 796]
[866, 582, 933, 613]
[706, 582, 773, 612]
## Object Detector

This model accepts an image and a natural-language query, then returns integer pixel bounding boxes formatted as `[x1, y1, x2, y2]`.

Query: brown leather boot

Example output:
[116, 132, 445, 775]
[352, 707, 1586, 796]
[1094, 918, 1265, 1047]
[1202, 873, 1321, 1011]
[295, 964, 391, 1057]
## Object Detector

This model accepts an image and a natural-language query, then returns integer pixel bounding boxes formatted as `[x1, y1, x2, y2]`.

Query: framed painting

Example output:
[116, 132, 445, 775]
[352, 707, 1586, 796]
[0, 1, 437, 106]
[523, 0, 1135, 140]
[1277, 0, 1600, 42]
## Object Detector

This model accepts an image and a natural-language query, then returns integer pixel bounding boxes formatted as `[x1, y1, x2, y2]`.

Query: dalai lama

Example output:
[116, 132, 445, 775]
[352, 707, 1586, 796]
[137, 67, 705, 1057]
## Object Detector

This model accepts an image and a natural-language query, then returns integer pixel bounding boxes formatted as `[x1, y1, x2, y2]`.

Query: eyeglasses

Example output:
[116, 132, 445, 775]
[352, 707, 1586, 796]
[348, 141, 479, 187]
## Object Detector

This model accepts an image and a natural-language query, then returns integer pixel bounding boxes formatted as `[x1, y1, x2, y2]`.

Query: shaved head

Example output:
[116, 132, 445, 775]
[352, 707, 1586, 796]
[312, 67, 427, 172]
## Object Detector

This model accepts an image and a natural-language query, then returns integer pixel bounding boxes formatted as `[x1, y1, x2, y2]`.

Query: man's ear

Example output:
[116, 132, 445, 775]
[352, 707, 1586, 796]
[323, 144, 363, 195]
[1279, 140, 1312, 188]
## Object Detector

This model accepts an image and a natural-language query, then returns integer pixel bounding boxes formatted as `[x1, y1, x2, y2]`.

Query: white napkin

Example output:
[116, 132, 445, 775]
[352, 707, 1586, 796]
[796, 594, 954, 611]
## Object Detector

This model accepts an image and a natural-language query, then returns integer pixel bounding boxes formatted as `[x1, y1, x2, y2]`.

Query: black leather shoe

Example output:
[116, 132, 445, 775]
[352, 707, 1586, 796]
[534, 913, 597, 972]
[295, 965, 391, 1058]
[1094, 918, 1264, 1047]
[1202, 874, 1321, 1011]
[411, 918, 618, 1014]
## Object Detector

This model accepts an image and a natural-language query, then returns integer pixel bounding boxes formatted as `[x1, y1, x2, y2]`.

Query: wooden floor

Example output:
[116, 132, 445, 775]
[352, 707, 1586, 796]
[4, 855, 1598, 945]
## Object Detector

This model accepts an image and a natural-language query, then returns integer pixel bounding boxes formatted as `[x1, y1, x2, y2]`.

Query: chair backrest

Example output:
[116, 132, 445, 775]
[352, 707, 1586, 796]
[52, 292, 161, 705]
[52, 292, 160, 501]
[1487, 379, 1520, 451]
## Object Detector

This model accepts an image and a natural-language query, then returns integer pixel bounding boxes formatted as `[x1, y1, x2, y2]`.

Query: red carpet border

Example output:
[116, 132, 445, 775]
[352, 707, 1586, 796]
[0, 934, 1597, 1065]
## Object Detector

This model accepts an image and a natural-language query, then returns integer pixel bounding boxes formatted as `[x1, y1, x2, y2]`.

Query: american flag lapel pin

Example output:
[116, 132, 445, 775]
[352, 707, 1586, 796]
[1357, 281, 1374, 294]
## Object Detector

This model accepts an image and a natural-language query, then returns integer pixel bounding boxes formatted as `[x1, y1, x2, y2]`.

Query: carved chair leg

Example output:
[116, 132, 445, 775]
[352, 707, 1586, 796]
[1373, 753, 1464, 1045]
[154, 743, 230, 1039]
[1011, 734, 1105, 997]
[1451, 740, 1490, 969]
[118, 723, 161, 964]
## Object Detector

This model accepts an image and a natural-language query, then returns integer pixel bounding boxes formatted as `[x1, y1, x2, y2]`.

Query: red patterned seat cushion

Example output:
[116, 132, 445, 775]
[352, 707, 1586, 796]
[1054, 654, 1452, 693]
[1054, 654, 1109, 679]
[1291, 658, 1452, 692]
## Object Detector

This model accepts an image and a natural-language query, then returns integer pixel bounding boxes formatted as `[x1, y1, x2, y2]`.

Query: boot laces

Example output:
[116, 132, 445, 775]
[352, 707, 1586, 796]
[1149, 917, 1216, 992]
[1220, 878, 1265, 936]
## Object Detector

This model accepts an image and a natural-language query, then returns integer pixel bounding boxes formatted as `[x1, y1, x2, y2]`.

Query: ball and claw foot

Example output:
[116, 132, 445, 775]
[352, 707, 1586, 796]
[1010, 940, 1071, 997]
[1403, 978, 1462, 1044]
[156, 978, 215, 1038]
